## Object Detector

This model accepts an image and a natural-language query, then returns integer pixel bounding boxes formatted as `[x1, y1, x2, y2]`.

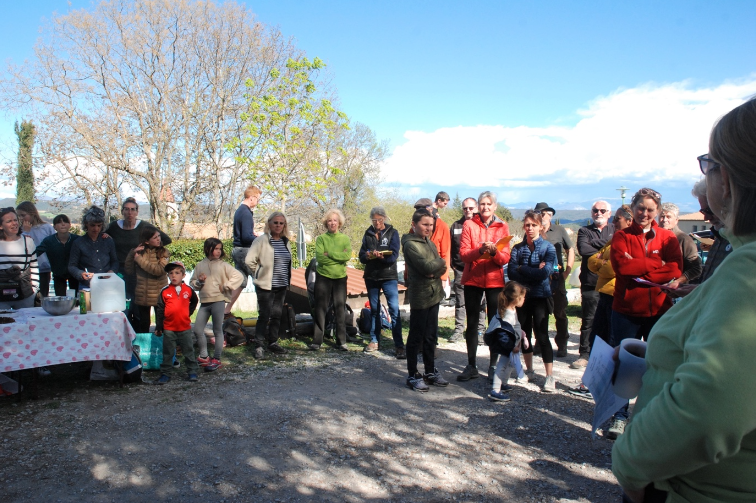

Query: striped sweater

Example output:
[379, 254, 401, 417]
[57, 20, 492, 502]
[0, 235, 40, 291]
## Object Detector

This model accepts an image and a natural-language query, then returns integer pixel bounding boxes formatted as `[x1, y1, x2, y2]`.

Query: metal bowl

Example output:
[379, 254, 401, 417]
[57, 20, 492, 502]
[41, 296, 76, 316]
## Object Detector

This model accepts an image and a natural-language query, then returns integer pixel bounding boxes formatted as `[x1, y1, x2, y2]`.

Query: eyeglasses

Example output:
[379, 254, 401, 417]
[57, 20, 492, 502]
[123, 207, 138, 212]
[699, 206, 715, 218]
[371, 219, 384, 224]
[592, 208, 609, 214]
[698, 154, 721, 175]
[462, 207, 476, 211]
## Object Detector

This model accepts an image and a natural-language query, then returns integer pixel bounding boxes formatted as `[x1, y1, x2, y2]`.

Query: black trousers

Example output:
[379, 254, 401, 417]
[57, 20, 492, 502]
[579, 288, 600, 355]
[136, 305, 155, 334]
[255, 286, 287, 346]
[406, 303, 440, 376]
[463, 285, 502, 366]
[551, 278, 569, 350]
[312, 273, 347, 346]
[38, 272, 51, 297]
[518, 296, 553, 363]
[52, 276, 79, 297]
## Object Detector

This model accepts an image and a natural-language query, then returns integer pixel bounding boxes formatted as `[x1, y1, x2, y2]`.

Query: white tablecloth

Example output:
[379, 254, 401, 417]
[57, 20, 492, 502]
[0, 308, 135, 372]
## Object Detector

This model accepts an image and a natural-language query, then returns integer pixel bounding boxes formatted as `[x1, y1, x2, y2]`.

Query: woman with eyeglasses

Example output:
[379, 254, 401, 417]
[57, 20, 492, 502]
[357, 206, 404, 357]
[612, 99, 756, 503]
[245, 212, 291, 360]
[507, 210, 557, 392]
[0, 207, 39, 309]
[604, 189, 683, 441]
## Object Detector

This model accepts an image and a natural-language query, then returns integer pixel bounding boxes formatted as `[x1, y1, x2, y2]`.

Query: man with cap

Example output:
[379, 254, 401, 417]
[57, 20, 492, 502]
[536, 202, 574, 357]
[413, 198, 451, 286]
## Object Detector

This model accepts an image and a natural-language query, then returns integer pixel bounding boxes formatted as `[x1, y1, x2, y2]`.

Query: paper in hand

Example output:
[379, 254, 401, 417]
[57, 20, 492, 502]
[581, 336, 629, 439]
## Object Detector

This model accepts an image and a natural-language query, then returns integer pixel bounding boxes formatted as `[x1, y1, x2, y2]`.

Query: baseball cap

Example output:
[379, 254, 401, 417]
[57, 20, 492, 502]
[164, 261, 186, 273]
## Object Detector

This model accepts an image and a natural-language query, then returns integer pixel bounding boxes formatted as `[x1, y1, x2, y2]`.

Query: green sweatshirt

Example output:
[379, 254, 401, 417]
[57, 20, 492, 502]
[612, 229, 756, 502]
[315, 231, 352, 279]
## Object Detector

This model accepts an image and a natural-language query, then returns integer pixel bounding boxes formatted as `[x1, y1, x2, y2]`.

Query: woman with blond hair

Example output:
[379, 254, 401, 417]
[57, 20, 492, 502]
[309, 208, 352, 351]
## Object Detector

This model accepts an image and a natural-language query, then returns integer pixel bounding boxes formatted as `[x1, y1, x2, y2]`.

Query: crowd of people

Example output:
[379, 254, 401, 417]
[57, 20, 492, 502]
[1, 98, 754, 502]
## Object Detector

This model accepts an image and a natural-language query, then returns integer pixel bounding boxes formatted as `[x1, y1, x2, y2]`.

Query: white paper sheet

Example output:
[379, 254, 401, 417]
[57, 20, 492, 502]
[581, 336, 628, 438]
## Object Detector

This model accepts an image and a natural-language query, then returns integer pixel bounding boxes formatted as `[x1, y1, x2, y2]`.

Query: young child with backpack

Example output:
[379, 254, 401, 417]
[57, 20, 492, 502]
[154, 261, 200, 384]
[189, 238, 244, 372]
[486, 281, 529, 402]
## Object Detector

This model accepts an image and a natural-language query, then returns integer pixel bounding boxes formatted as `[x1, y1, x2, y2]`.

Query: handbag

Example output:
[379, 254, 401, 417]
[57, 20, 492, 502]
[0, 237, 34, 302]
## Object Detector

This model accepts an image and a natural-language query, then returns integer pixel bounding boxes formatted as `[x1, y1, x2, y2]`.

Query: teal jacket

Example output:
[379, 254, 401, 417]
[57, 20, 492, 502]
[401, 233, 446, 310]
[612, 229, 756, 502]
[315, 231, 352, 279]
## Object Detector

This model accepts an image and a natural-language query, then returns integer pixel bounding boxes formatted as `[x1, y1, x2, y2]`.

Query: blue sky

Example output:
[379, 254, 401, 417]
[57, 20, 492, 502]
[2, 0, 756, 211]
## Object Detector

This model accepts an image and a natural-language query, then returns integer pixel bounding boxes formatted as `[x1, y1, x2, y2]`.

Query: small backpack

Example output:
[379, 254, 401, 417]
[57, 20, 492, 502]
[222, 317, 247, 347]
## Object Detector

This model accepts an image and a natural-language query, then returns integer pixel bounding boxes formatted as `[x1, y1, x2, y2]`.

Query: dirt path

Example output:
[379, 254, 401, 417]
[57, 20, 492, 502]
[0, 330, 621, 502]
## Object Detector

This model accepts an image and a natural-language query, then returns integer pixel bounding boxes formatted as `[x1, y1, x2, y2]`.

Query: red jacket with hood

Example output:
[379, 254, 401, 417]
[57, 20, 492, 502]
[460, 214, 511, 289]
[610, 220, 683, 317]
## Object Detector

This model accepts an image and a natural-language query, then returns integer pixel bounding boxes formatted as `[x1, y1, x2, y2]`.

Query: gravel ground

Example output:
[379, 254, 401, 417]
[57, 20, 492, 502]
[0, 325, 621, 503]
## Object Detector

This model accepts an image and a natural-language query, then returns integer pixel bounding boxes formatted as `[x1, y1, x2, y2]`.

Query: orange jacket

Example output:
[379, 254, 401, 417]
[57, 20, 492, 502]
[431, 217, 451, 281]
[460, 215, 510, 289]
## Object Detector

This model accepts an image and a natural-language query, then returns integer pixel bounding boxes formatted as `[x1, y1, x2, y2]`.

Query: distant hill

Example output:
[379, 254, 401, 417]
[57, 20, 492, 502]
[509, 208, 591, 226]
[0, 198, 154, 224]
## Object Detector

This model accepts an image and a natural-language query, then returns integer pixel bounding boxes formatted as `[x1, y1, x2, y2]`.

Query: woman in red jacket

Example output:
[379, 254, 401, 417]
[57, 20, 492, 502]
[457, 191, 511, 382]
[605, 187, 682, 439]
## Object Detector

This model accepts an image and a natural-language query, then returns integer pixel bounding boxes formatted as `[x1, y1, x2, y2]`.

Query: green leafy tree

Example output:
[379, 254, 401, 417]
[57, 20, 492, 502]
[233, 57, 350, 213]
[496, 205, 514, 223]
[14, 120, 36, 204]
[445, 192, 463, 223]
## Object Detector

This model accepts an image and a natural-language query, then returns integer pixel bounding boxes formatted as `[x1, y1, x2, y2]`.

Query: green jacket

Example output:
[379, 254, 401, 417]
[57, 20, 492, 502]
[315, 231, 352, 279]
[612, 229, 756, 502]
[401, 233, 446, 310]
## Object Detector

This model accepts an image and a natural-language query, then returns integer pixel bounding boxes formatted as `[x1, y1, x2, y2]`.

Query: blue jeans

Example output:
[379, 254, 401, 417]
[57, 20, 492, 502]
[611, 310, 661, 420]
[365, 279, 403, 348]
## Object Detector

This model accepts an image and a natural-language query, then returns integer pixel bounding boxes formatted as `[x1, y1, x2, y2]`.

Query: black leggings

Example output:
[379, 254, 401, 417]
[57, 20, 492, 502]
[518, 297, 553, 364]
[312, 273, 347, 346]
[463, 285, 502, 366]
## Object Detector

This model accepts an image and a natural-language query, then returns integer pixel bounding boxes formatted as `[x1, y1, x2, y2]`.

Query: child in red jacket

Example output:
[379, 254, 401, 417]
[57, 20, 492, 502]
[154, 261, 199, 384]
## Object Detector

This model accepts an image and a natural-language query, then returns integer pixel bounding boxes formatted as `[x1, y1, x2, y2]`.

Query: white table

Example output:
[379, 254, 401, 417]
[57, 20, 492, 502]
[0, 308, 135, 372]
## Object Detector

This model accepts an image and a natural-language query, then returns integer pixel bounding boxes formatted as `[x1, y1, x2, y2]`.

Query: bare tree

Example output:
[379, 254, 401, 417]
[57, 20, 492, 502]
[1, 0, 300, 234]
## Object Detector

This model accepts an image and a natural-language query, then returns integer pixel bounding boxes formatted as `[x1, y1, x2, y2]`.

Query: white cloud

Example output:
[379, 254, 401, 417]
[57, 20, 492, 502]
[382, 77, 756, 188]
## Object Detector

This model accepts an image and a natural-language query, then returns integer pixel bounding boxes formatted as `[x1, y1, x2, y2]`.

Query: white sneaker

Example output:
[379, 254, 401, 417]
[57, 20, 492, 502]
[542, 375, 556, 393]
[515, 374, 529, 384]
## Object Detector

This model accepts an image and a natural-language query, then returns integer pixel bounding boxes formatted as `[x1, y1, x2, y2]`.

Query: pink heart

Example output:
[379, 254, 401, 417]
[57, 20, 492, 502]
[104, 341, 110, 347]
[70, 334, 75, 339]
[2, 327, 10, 333]
[102, 318, 109, 324]
[25, 344, 30, 350]
[31, 350, 38, 356]
[84, 356, 90, 361]
[81, 343, 88, 349]
[79, 320, 86, 326]
[56, 346, 64, 352]
[93, 332, 98, 336]
[2, 352, 10, 358]
[29, 325, 36, 331]
[100, 336, 104, 340]
[76, 338, 81, 343]
[17, 339, 22, 344]
[46, 360, 51, 364]
[44, 337, 49, 341]
[54, 323, 61, 329]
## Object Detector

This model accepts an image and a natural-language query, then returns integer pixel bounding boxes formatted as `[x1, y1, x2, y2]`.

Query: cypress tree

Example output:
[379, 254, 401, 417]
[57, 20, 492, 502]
[14, 120, 36, 204]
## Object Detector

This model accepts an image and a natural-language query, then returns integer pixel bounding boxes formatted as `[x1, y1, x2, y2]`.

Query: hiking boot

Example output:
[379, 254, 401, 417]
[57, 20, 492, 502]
[364, 342, 379, 353]
[542, 375, 556, 393]
[456, 365, 479, 381]
[395, 347, 406, 360]
[556, 348, 568, 358]
[204, 358, 222, 372]
[570, 357, 589, 369]
[488, 390, 511, 402]
[423, 368, 449, 387]
[406, 373, 429, 392]
[568, 383, 592, 399]
[337, 344, 349, 351]
[308, 344, 321, 351]
[154, 374, 171, 385]
[448, 331, 463, 342]
[253, 347, 265, 360]
[606, 418, 626, 440]
[346, 334, 361, 343]
[187, 373, 198, 382]
[268, 342, 288, 355]
[196, 355, 211, 367]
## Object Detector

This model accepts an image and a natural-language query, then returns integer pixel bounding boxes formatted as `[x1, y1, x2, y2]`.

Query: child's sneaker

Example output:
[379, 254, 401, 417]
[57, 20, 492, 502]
[154, 374, 171, 385]
[423, 368, 449, 387]
[488, 390, 511, 402]
[172, 355, 180, 369]
[406, 373, 429, 392]
[501, 384, 514, 392]
[204, 358, 222, 372]
[187, 373, 198, 382]
[196, 355, 211, 367]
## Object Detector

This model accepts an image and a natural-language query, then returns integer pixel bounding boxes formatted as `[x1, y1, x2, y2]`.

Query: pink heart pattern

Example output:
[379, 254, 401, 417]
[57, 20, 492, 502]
[0, 312, 135, 371]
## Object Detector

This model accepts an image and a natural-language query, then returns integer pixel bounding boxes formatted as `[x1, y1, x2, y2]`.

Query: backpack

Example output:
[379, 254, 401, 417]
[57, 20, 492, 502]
[483, 317, 519, 357]
[222, 317, 247, 347]
[358, 307, 372, 334]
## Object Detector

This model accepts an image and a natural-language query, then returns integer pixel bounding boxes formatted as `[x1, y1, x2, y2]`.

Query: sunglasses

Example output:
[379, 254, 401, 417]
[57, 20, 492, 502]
[592, 208, 609, 214]
[462, 207, 476, 211]
[698, 154, 721, 175]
